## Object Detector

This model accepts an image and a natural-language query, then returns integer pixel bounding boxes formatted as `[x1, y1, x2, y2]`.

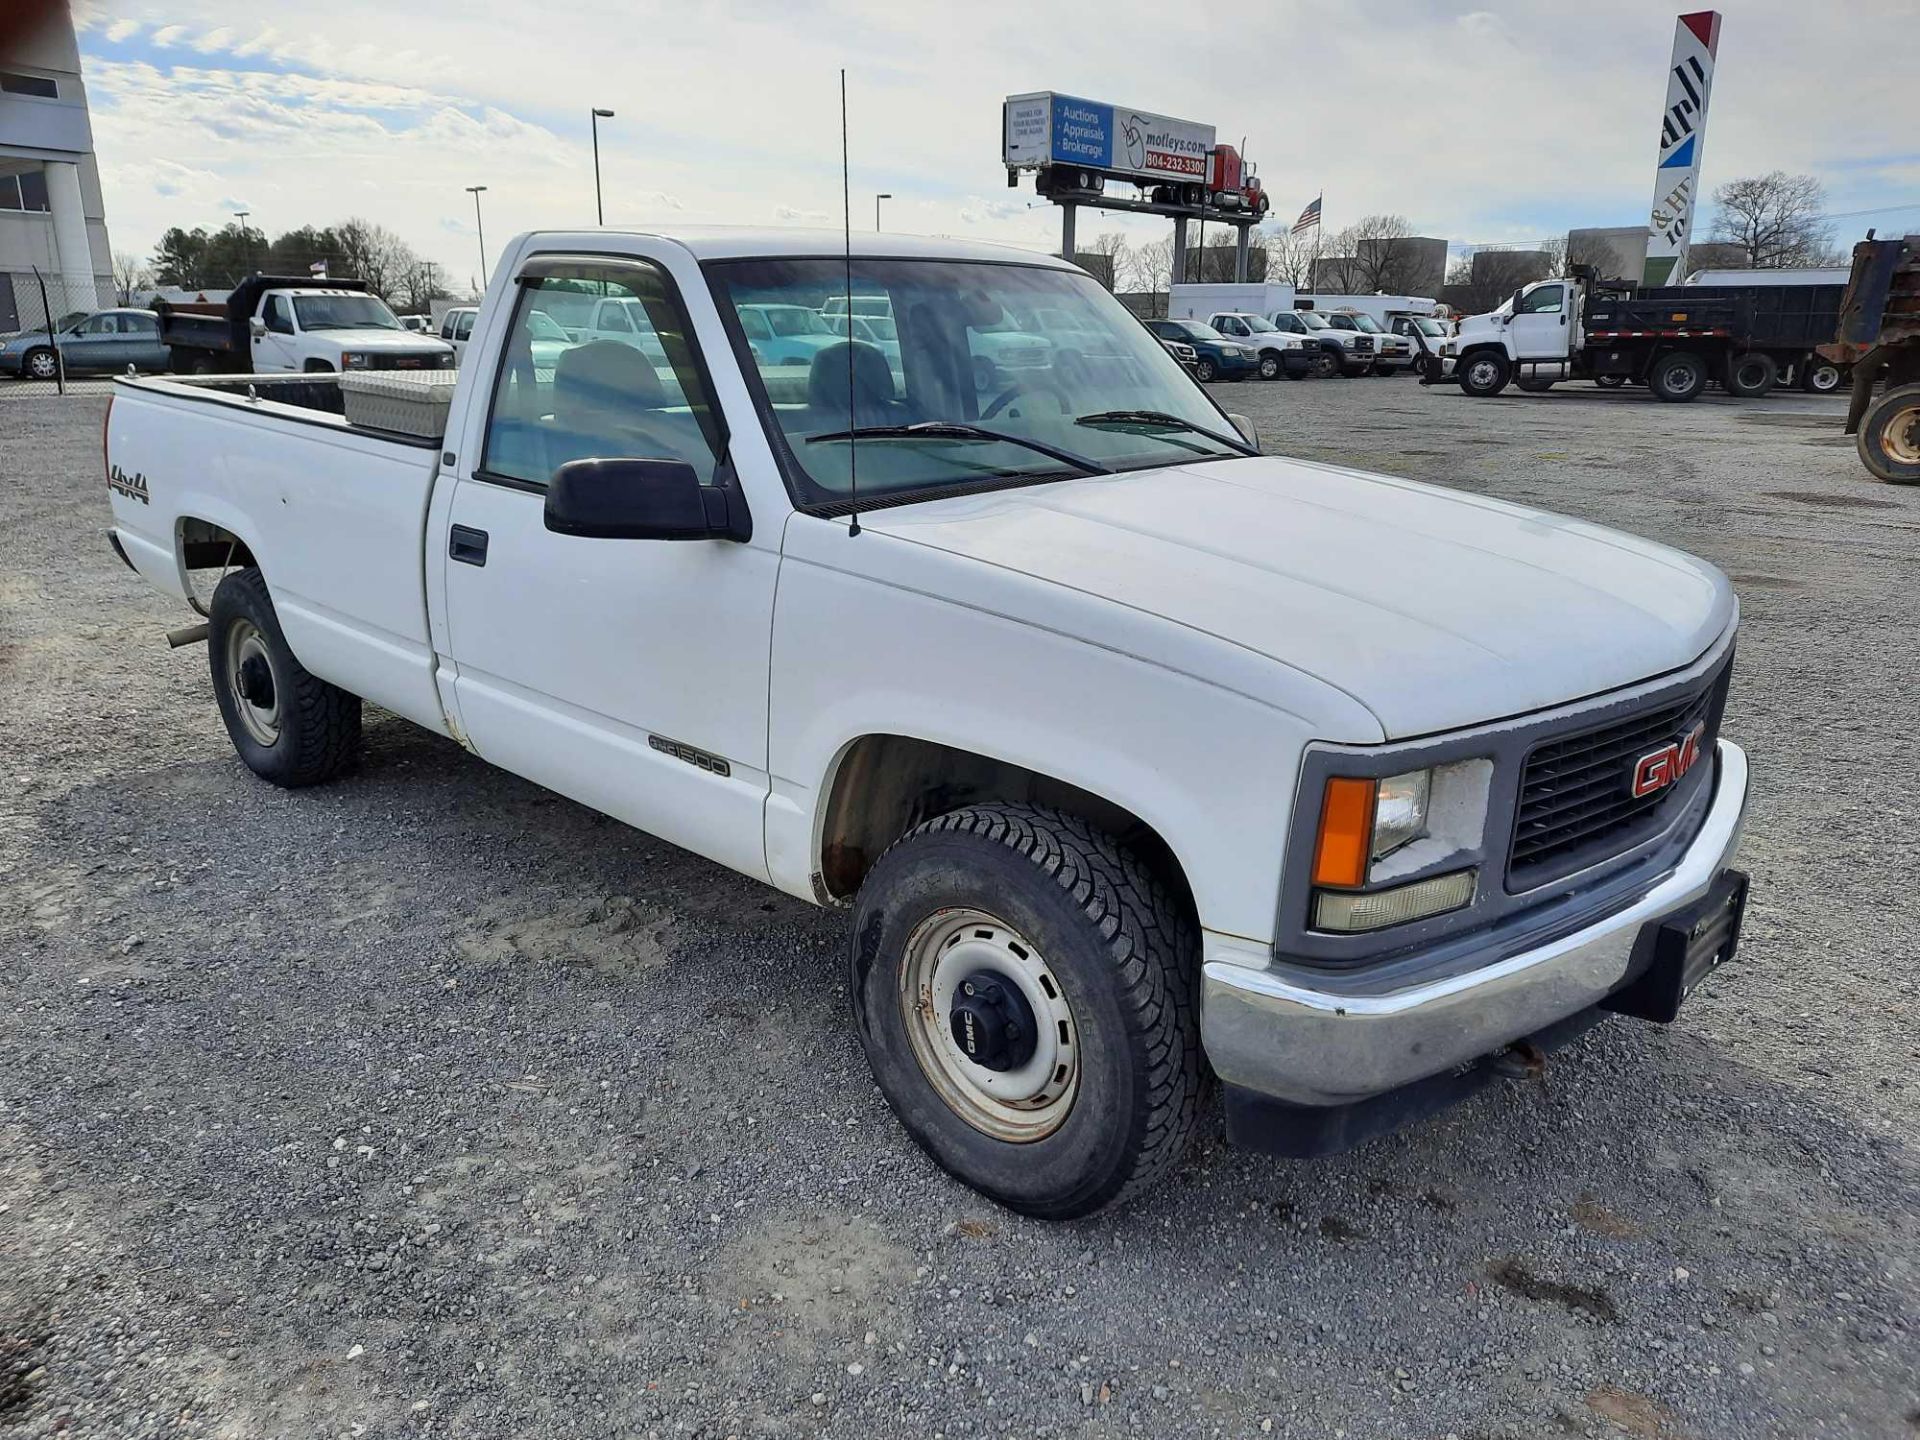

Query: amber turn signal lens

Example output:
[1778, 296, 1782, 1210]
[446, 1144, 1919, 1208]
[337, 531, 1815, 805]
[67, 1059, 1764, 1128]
[1312, 777, 1377, 889]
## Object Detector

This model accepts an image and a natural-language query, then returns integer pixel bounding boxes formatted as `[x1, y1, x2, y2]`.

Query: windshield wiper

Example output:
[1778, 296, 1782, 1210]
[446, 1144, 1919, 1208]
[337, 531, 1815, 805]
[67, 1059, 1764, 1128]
[806, 421, 1109, 475]
[1074, 410, 1256, 456]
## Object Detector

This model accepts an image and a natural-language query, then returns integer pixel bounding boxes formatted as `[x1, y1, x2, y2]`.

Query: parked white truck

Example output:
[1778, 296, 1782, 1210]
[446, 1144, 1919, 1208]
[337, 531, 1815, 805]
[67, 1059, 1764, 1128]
[104, 227, 1752, 1218]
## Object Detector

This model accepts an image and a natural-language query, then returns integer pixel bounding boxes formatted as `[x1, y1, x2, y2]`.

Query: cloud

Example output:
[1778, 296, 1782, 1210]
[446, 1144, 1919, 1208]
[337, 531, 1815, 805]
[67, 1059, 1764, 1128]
[79, 0, 1920, 284]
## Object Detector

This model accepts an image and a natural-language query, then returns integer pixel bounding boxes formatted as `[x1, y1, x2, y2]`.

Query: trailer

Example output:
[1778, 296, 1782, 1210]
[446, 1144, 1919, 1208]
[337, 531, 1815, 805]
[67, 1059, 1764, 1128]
[1433, 266, 1845, 401]
[1821, 233, 1920, 484]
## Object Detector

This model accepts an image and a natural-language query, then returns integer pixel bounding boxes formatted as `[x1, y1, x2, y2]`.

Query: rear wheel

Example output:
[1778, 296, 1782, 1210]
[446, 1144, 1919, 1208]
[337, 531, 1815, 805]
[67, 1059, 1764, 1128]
[1800, 357, 1844, 394]
[209, 568, 361, 787]
[1857, 383, 1920, 484]
[1516, 376, 1556, 393]
[1648, 350, 1708, 403]
[1458, 350, 1511, 397]
[1726, 352, 1777, 399]
[851, 804, 1200, 1219]
[1596, 374, 1628, 388]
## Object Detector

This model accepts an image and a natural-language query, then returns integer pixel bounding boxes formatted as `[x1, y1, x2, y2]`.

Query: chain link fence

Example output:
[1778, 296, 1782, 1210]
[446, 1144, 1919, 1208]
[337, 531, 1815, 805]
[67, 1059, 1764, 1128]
[1, 268, 146, 399]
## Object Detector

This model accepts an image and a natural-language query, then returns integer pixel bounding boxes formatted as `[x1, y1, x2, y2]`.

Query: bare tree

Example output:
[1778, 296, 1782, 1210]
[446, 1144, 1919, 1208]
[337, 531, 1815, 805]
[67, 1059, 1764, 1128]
[1443, 247, 1559, 315]
[1121, 237, 1175, 310]
[113, 250, 152, 306]
[1708, 172, 1836, 269]
[334, 218, 420, 302]
[1257, 225, 1316, 288]
[1348, 213, 1418, 292]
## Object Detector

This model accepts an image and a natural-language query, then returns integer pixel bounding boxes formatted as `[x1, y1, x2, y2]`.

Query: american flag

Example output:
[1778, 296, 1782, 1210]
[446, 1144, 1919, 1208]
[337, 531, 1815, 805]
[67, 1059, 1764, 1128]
[1291, 195, 1322, 235]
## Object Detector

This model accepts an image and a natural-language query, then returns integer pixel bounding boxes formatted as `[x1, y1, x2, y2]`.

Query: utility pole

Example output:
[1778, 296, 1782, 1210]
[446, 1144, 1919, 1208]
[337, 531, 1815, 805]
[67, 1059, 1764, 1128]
[874, 192, 891, 232]
[466, 185, 489, 288]
[591, 109, 615, 224]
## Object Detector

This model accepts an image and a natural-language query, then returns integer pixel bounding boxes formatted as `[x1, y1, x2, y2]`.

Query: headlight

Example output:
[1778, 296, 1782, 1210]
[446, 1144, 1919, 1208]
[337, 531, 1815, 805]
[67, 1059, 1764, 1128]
[341, 352, 372, 369]
[1308, 761, 1491, 932]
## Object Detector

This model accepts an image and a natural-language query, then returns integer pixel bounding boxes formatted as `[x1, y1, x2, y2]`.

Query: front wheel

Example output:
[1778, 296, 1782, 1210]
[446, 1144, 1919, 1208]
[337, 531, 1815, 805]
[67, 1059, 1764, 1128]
[1857, 383, 1920, 484]
[851, 804, 1200, 1219]
[1458, 350, 1511, 397]
[1596, 374, 1628, 389]
[1648, 350, 1708, 402]
[1192, 357, 1217, 383]
[1311, 348, 1339, 380]
[209, 568, 362, 786]
[1256, 353, 1280, 381]
[1373, 364, 1398, 377]
[23, 348, 58, 381]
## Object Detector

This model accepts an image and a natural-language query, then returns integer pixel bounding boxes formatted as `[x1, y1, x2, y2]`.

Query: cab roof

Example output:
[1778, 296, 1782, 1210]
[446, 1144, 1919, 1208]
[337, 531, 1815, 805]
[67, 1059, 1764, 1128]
[521, 227, 1077, 269]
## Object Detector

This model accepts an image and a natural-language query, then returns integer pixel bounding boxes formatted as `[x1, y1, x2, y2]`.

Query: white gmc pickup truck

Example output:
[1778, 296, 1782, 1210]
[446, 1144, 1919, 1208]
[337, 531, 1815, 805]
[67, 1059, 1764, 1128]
[103, 228, 1751, 1218]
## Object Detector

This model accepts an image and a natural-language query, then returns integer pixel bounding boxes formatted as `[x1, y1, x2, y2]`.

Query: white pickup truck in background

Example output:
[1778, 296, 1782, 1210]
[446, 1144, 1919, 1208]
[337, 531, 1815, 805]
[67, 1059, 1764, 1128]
[104, 227, 1752, 1218]
[156, 274, 454, 375]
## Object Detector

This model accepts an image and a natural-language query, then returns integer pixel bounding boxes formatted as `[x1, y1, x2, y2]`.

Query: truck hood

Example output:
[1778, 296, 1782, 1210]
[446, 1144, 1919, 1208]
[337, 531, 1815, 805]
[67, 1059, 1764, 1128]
[859, 455, 1733, 739]
[312, 330, 453, 353]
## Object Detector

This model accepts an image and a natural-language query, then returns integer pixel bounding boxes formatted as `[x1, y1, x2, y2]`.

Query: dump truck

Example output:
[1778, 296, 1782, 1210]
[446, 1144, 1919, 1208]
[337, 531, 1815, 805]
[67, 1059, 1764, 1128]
[1821, 233, 1920, 484]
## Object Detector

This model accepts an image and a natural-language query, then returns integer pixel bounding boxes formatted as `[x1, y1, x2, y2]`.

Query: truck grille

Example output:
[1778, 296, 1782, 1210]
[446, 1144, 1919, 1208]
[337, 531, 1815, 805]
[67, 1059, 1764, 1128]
[1353, 336, 1374, 354]
[1507, 660, 1731, 890]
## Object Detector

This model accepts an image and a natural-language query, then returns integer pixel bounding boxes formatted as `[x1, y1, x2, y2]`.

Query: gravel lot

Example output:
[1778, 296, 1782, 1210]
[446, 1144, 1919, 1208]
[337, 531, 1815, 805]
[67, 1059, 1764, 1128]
[2, 376, 1916, 1439]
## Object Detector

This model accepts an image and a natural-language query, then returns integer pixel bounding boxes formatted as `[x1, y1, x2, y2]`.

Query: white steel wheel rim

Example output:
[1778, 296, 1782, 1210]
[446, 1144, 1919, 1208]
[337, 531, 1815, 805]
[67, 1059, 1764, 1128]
[1885, 403, 1920, 465]
[899, 907, 1079, 1143]
[28, 351, 56, 379]
[226, 619, 282, 746]
[1467, 358, 1500, 389]
[1808, 364, 1840, 391]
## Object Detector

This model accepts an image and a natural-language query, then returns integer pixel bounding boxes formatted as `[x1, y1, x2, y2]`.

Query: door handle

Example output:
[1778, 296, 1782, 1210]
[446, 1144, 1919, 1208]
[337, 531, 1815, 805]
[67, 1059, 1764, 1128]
[449, 524, 489, 566]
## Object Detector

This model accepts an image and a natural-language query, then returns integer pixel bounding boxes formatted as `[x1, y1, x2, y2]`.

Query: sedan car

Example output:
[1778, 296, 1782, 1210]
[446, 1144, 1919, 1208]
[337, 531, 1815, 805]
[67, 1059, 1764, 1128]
[1142, 318, 1260, 382]
[1, 308, 168, 380]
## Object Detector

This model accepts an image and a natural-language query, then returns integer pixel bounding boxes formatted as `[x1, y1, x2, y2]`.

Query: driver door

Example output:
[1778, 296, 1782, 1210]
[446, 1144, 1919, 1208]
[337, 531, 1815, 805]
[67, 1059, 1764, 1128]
[1511, 283, 1570, 360]
[252, 294, 301, 372]
[436, 247, 779, 882]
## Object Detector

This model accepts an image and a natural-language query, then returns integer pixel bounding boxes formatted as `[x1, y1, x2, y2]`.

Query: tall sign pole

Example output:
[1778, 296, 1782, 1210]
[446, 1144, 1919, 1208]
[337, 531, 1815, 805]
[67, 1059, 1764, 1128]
[1643, 10, 1722, 286]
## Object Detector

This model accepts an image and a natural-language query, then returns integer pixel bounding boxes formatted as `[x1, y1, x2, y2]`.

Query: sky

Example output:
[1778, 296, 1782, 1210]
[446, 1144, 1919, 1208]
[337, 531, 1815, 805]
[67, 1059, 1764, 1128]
[65, 0, 1920, 292]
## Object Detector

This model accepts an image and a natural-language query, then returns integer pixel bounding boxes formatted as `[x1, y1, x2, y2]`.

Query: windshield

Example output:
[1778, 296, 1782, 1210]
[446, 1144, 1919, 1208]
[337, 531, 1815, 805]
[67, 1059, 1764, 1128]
[711, 258, 1243, 509]
[1414, 318, 1446, 336]
[1239, 315, 1279, 333]
[292, 294, 402, 332]
[1348, 314, 1384, 332]
[1294, 311, 1332, 330]
[525, 310, 569, 340]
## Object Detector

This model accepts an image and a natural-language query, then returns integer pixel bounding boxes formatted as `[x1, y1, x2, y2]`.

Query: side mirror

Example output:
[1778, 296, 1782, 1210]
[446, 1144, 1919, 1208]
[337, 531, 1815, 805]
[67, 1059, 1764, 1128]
[544, 458, 750, 542]
[1225, 413, 1259, 452]
[249, 317, 268, 339]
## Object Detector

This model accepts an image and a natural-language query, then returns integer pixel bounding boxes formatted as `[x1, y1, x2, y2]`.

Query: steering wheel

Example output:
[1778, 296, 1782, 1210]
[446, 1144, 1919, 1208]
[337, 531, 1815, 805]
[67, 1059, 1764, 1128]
[981, 378, 1072, 420]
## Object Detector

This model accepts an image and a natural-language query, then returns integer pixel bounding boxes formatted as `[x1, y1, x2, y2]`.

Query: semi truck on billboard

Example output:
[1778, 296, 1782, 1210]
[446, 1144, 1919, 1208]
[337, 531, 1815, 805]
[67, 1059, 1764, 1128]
[1004, 92, 1216, 206]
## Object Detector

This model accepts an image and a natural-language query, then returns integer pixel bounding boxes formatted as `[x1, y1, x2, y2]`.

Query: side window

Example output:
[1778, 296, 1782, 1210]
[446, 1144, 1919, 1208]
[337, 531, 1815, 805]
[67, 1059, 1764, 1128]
[596, 302, 634, 334]
[127, 314, 158, 336]
[480, 259, 725, 488]
[264, 295, 294, 334]
[440, 313, 457, 339]
[1519, 285, 1564, 315]
[456, 311, 476, 341]
[79, 314, 114, 335]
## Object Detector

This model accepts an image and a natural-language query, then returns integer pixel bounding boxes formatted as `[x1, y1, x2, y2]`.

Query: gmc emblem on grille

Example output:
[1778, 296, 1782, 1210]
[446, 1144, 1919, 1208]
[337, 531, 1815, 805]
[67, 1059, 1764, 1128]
[1630, 721, 1706, 799]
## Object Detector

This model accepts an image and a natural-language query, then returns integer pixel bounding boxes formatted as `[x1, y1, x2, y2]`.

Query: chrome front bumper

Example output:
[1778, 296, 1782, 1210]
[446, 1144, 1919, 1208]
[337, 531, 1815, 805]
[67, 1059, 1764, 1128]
[1201, 740, 1749, 1107]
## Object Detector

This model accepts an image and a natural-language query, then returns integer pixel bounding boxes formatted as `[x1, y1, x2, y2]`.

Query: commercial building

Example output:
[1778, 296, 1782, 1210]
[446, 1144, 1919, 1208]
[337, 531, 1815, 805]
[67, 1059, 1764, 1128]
[1309, 236, 1447, 298]
[1, 0, 112, 331]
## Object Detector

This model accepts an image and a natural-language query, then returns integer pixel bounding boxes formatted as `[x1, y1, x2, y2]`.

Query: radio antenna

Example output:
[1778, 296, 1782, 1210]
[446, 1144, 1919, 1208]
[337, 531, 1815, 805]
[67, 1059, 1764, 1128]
[840, 67, 860, 536]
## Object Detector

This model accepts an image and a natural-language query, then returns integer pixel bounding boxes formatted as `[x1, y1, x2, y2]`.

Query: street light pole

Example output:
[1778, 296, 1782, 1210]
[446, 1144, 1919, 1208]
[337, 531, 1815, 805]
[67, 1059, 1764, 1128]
[874, 192, 891, 232]
[591, 109, 615, 225]
[465, 185, 489, 288]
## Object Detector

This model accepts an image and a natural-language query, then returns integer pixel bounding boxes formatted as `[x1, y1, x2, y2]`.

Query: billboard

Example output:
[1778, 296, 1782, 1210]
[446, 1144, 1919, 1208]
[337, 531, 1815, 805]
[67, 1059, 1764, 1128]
[1643, 11, 1722, 286]
[1003, 92, 1214, 186]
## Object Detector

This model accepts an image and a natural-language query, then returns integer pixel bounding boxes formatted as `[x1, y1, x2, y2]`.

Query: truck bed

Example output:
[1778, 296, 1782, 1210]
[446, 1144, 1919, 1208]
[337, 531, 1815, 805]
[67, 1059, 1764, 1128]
[1586, 283, 1843, 349]
[105, 373, 451, 736]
